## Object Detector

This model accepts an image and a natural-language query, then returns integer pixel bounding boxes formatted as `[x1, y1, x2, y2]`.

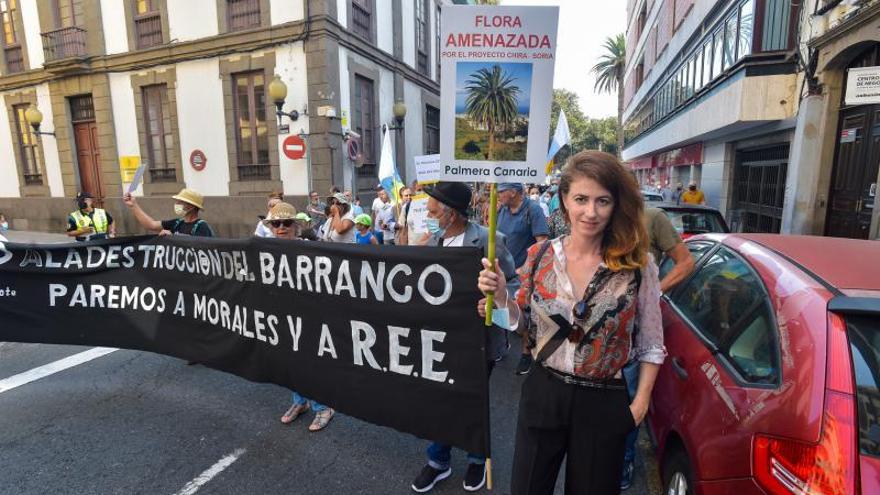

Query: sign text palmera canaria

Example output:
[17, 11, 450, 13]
[445, 15, 551, 50]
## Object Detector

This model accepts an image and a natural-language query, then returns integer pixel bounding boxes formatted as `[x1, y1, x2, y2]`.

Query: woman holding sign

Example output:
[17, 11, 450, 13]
[477, 151, 665, 494]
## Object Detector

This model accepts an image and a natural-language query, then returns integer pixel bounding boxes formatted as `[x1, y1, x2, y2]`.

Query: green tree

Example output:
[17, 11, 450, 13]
[464, 64, 521, 160]
[591, 33, 626, 155]
[550, 89, 619, 166]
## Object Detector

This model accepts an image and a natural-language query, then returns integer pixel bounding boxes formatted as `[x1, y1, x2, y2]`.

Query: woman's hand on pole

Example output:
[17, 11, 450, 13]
[478, 258, 507, 303]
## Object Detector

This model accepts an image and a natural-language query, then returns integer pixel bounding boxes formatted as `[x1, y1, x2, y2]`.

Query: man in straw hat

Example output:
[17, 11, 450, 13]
[123, 188, 214, 237]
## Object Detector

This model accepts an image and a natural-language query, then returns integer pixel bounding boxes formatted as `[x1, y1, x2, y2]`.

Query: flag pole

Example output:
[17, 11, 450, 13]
[483, 182, 498, 490]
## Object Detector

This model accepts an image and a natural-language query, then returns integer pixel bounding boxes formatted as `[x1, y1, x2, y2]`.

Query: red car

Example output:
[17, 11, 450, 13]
[650, 233, 879, 495]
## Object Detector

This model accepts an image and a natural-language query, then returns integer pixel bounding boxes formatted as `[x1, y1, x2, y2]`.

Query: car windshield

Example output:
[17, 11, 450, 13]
[848, 313, 880, 458]
[664, 210, 727, 234]
[642, 191, 663, 202]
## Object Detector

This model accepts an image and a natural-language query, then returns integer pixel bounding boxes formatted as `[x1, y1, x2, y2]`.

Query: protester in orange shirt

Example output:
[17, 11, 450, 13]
[680, 181, 706, 205]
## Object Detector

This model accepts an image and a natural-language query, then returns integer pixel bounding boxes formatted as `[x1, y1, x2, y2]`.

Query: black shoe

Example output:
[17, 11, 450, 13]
[620, 459, 634, 491]
[515, 353, 533, 375]
[411, 464, 451, 493]
[463, 463, 486, 492]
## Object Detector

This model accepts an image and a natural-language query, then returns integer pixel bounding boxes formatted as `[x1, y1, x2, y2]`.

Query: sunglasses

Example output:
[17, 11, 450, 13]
[269, 219, 294, 228]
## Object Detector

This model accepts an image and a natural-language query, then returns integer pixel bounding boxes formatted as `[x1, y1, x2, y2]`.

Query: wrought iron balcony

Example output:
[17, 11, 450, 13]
[41, 26, 87, 62]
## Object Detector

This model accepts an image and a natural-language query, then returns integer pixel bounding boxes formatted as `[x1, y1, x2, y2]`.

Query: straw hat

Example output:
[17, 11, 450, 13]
[172, 188, 205, 210]
[262, 202, 298, 224]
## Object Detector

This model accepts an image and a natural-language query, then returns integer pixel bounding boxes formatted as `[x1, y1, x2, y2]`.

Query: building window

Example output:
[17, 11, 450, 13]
[227, 0, 260, 32]
[416, 0, 429, 73]
[702, 39, 712, 85]
[636, 2, 647, 39]
[352, 0, 372, 42]
[142, 85, 176, 182]
[737, 0, 754, 59]
[133, 0, 162, 49]
[0, 0, 22, 73]
[435, 3, 441, 81]
[354, 75, 376, 174]
[425, 105, 439, 155]
[233, 71, 270, 180]
[712, 28, 723, 77]
[13, 104, 42, 185]
[723, 14, 737, 69]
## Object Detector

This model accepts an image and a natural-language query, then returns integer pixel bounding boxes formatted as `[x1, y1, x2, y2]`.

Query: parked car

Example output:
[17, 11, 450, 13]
[654, 203, 730, 239]
[650, 233, 879, 495]
[642, 189, 665, 202]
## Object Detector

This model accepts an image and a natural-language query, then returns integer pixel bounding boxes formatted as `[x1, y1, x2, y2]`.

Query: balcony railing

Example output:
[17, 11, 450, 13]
[149, 167, 177, 182]
[5, 45, 23, 73]
[134, 12, 163, 49]
[42, 26, 87, 62]
[227, 0, 261, 32]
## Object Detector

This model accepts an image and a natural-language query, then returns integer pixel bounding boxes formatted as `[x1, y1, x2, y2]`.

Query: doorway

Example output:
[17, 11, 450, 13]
[70, 94, 102, 201]
[826, 44, 880, 239]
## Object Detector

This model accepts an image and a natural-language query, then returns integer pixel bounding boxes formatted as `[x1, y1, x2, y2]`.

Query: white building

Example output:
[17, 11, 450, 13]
[0, 0, 450, 236]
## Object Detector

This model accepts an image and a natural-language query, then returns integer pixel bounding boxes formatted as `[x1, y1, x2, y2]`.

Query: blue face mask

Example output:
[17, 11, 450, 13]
[425, 217, 446, 237]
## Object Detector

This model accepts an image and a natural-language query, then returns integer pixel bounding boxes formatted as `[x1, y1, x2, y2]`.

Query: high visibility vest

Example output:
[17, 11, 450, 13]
[71, 209, 109, 234]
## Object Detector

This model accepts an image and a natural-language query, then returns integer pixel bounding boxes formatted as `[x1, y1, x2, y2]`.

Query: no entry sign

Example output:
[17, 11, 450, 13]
[190, 149, 207, 171]
[283, 135, 306, 160]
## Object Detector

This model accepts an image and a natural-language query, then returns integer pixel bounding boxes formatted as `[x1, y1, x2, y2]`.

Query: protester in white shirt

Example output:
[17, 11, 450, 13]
[323, 192, 356, 243]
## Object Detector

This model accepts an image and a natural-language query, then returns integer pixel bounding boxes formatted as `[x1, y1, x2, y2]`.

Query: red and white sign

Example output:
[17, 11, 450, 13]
[282, 135, 306, 160]
[190, 149, 207, 171]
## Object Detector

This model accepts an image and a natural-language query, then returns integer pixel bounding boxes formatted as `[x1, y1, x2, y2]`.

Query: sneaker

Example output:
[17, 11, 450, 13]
[620, 459, 634, 491]
[463, 463, 486, 492]
[515, 353, 533, 375]
[411, 464, 452, 493]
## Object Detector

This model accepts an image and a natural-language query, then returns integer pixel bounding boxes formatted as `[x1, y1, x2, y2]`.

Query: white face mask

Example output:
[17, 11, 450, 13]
[0, 221, 7, 231]
[174, 204, 187, 217]
[530, 194, 539, 201]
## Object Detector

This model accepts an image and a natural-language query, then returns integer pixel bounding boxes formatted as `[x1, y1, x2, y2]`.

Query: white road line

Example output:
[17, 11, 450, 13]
[0, 347, 118, 394]
[174, 449, 246, 495]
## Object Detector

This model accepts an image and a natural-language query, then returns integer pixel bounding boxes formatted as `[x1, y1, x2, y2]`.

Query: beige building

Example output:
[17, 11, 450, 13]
[0, 0, 449, 236]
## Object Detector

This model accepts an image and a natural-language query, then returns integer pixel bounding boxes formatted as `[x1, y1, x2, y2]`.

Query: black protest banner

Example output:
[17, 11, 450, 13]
[0, 235, 490, 455]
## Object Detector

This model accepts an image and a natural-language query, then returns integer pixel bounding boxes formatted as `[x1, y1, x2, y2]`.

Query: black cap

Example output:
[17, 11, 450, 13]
[76, 192, 93, 200]
[423, 182, 472, 217]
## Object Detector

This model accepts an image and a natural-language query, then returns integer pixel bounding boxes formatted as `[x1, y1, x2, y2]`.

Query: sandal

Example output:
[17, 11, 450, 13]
[280, 402, 309, 424]
[308, 408, 335, 432]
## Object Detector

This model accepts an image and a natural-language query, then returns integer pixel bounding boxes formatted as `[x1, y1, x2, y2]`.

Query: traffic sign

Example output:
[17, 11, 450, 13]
[282, 135, 306, 160]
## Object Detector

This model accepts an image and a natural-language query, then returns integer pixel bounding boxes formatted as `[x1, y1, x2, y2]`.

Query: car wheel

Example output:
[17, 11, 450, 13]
[662, 448, 693, 495]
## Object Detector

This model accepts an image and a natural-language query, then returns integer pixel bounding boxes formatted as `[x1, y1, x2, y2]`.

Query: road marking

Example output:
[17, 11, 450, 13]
[0, 347, 118, 394]
[174, 449, 246, 495]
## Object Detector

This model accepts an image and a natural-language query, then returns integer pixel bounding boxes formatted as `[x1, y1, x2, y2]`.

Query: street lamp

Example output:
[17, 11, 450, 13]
[268, 75, 299, 125]
[384, 100, 407, 132]
[24, 105, 54, 137]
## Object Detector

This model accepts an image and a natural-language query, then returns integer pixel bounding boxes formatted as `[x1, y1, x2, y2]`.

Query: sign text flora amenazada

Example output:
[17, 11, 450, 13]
[439, 6, 559, 183]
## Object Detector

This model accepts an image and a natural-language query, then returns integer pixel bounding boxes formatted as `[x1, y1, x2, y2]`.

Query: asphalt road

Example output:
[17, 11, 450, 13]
[0, 231, 661, 495]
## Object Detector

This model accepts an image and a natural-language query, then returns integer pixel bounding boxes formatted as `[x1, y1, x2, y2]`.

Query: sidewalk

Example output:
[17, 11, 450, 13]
[2, 230, 72, 244]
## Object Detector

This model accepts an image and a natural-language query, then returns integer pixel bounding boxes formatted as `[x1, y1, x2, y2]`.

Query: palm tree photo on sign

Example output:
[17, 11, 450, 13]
[455, 62, 532, 161]
[592, 33, 625, 155]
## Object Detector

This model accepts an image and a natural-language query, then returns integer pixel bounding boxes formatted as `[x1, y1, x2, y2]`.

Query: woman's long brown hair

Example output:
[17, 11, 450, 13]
[558, 150, 649, 271]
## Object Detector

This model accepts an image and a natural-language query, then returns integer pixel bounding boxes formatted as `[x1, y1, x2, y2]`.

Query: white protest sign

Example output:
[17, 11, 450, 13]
[407, 193, 430, 235]
[439, 6, 559, 184]
[845, 66, 880, 106]
[414, 154, 441, 184]
[127, 163, 147, 194]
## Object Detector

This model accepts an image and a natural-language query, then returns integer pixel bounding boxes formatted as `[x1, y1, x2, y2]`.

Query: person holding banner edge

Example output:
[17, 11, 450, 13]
[478, 151, 665, 494]
[410, 181, 516, 494]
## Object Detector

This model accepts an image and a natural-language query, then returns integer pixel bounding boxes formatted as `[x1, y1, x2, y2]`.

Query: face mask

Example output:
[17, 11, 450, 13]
[425, 217, 446, 237]
[0, 222, 7, 231]
[174, 204, 187, 217]
[689, 186, 696, 191]
[530, 194, 539, 201]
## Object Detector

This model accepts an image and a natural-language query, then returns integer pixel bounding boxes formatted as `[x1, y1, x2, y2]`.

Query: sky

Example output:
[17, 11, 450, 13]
[455, 62, 534, 114]
[502, 0, 627, 119]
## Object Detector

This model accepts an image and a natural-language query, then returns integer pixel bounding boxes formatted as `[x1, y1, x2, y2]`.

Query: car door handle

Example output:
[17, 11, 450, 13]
[671, 357, 688, 380]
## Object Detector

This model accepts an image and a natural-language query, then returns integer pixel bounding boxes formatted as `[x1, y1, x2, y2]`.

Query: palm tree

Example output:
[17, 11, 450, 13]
[464, 64, 521, 160]
[592, 33, 626, 155]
